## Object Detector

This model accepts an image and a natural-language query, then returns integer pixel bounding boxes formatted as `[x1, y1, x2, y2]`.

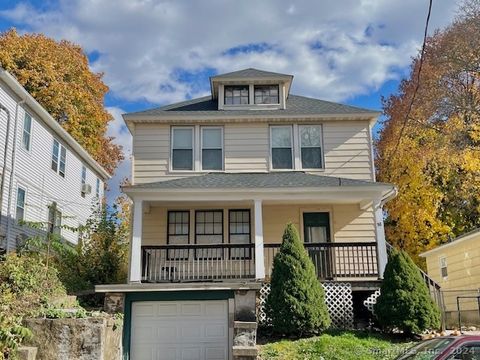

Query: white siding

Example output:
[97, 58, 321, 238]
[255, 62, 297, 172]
[132, 120, 374, 183]
[0, 79, 104, 250]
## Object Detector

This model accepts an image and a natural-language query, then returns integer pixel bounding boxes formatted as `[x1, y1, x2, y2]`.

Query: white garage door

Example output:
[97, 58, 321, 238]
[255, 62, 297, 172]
[130, 300, 229, 360]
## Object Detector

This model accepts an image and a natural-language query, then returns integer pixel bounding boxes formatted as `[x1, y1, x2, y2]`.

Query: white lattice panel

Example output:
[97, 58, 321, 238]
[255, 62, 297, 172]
[257, 282, 354, 328]
[363, 289, 381, 314]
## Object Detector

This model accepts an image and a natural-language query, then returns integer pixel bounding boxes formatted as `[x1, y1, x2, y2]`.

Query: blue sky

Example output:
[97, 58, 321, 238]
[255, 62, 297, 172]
[0, 0, 458, 202]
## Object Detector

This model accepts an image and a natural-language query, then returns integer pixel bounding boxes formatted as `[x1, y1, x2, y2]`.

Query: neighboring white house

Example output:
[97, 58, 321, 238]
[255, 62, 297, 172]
[97, 68, 398, 360]
[0, 68, 110, 251]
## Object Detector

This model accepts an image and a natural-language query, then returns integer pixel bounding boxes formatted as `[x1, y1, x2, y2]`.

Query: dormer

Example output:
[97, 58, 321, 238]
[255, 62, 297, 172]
[210, 68, 293, 111]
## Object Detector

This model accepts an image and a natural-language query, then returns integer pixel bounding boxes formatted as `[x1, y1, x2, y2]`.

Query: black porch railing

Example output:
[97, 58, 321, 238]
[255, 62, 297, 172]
[264, 242, 378, 280]
[141, 242, 379, 283]
[141, 243, 255, 282]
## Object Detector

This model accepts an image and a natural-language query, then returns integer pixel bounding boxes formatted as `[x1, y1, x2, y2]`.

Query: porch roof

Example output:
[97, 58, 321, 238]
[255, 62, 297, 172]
[123, 172, 396, 203]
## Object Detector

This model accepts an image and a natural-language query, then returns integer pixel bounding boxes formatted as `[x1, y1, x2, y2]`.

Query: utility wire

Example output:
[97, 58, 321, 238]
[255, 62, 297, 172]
[385, 0, 434, 169]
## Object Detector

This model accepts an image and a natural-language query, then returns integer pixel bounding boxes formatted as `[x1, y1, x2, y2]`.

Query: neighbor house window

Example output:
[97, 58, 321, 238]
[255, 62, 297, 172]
[16, 187, 26, 222]
[48, 203, 62, 236]
[229, 210, 251, 259]
[171, 127, 194, 170]
[224, 85, 249, 105]
[81, 166, 87, 197]
[440, 257, 448, 278]
[254, 85, 279, 104]
[300, 125, 323, 169]
[22, 113, 32, 151]
[201, 127, 223, 170]
[51, 139, 66, 177]
[96, 178, 101, 198]
[270, 126, 293, 169]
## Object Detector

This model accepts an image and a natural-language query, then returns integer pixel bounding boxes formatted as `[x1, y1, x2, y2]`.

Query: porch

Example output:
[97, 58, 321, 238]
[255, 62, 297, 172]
[124, 172, 396, 285]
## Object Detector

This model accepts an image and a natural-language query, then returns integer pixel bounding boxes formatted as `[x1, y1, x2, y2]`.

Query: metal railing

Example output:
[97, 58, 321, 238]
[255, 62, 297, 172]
[264, 242, 378, 280]
[141, 243, 255, 282]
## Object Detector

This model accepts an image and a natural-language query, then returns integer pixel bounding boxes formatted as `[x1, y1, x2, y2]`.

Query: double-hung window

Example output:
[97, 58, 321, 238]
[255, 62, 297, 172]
[16, 187, 26, 222]
[51, 139, 66, 177]
[167, 211, 190, 260]
[22, 113, 32, 151]
[201, 127, 223, 170]
[270, 126, 293, 169]
[224, 85, 249, 105]
[229, 210, 251, 259]
[254, 85, 279, 104]
[171, 127, 194, 170]
[81, 166, 87, 197]
[195, 210, 223, 259]
[440, 257, 448, 278]
[300, 125, 323, 169]
[96, 178, 101, 198]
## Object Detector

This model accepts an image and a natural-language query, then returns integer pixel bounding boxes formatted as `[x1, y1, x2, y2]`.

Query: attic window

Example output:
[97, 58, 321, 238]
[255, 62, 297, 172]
[224, 85, 249, 105]
[254, 85, 279, 104]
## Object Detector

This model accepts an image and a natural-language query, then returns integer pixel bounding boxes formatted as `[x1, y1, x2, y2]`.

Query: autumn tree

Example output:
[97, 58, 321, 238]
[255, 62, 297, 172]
[376, 0, 480, 265]
[0, 29, 122, 174]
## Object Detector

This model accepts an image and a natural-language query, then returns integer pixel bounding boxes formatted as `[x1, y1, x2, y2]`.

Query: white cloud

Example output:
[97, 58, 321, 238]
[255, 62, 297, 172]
[105, 106, 131, 201]
[1, 0, 458, 104]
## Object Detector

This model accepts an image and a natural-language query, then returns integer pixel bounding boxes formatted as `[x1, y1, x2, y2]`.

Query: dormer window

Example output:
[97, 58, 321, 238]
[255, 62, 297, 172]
[254, 85, 279, 104]
[224, 85, 249, 105]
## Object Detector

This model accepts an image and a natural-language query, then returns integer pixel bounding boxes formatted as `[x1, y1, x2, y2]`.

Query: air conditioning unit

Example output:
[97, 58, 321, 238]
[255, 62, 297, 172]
[81, 184, 92, 195]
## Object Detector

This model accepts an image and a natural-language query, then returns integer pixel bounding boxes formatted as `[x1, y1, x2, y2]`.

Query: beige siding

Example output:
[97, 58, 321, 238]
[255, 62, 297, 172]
[424, 234, 480, 312]
[142, 203, 375, 245]
[132, 120, 374, 184]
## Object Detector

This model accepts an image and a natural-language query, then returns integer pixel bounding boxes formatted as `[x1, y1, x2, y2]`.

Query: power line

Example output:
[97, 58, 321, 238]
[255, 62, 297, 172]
[384, 0, 434, 168]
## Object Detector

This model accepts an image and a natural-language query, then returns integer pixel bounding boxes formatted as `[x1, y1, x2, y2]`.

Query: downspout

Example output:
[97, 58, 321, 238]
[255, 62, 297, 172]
[0, 102, 11, 249]
[5, 99, 25, 252]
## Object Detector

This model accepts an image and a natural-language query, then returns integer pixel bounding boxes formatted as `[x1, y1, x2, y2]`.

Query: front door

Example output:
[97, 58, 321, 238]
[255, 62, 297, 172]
[303, 212, 333, 279]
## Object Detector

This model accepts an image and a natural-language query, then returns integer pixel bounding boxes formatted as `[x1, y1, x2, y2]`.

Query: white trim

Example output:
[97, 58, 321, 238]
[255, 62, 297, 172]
[170, 126, 195, 172]
[420, 229, 480, 257]
[51, 138, 67, 178]
[373, 199, 387, 278]
[254, 199, 265, 279]
[129, 199, 143, 283]
[299, 124, 325, 171]
[269, 125, 294, 170]
[15, 185, 27, 222]
[200, 126, 224, 171]
[0, 69, 110, 180]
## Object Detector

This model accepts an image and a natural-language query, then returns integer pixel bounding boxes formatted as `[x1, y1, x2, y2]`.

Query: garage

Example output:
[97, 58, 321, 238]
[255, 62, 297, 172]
[130, 300, 229, 360]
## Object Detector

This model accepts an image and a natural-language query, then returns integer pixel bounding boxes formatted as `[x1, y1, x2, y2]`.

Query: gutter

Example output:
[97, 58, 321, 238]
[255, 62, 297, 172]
[0, 102, 11, 243]
[5, 98, 25, 252]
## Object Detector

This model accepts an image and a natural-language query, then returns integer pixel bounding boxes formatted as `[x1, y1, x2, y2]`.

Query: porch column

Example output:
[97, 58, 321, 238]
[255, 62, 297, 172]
[254, 199, 265, 280]
[374, 199, 388, 278]
[129, 198, 143, 283]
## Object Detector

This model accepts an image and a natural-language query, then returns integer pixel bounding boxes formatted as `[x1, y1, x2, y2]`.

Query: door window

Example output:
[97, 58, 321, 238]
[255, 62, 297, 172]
[303, 212, 330, 243]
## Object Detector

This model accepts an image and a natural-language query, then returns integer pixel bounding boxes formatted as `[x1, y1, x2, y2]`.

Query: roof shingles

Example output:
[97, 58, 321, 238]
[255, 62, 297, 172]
[126, 172, 386, 190]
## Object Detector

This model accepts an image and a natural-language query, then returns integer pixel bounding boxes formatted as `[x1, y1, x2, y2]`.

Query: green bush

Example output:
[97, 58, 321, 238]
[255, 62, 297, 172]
[265, 223, 331, 336]
[374, 248, 441, 335]
[0, 252, 67, 358]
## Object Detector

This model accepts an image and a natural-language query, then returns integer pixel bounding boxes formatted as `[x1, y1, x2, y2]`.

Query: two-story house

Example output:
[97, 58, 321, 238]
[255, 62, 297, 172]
[96, 68, 397, 360]
[0, 69, 110, 251]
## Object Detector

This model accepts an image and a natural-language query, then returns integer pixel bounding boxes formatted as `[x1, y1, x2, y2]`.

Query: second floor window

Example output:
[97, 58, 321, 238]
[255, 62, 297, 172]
[171, 127, 193, 170]
[81, 166, 87, 197]
[254, 85, 279, 104]
[22, 113, 32, 151]
[271, 126, 293, 169]
[96, 178, 101, 198]
[440, 257, 448, 278]
[16, 187, 26, 222]
[300, 125, 322, 169]
[201, 127, 223, 170]
[51, 139, 66, 177]
[224, 85, 249, 105]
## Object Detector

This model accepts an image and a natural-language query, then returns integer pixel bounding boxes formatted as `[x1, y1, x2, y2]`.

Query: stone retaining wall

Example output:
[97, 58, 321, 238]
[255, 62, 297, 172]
[23, 316, 122, 360]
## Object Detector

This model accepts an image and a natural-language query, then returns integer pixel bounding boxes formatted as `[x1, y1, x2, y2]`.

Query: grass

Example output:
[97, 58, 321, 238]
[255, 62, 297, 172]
[259, 330, 414, 360]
